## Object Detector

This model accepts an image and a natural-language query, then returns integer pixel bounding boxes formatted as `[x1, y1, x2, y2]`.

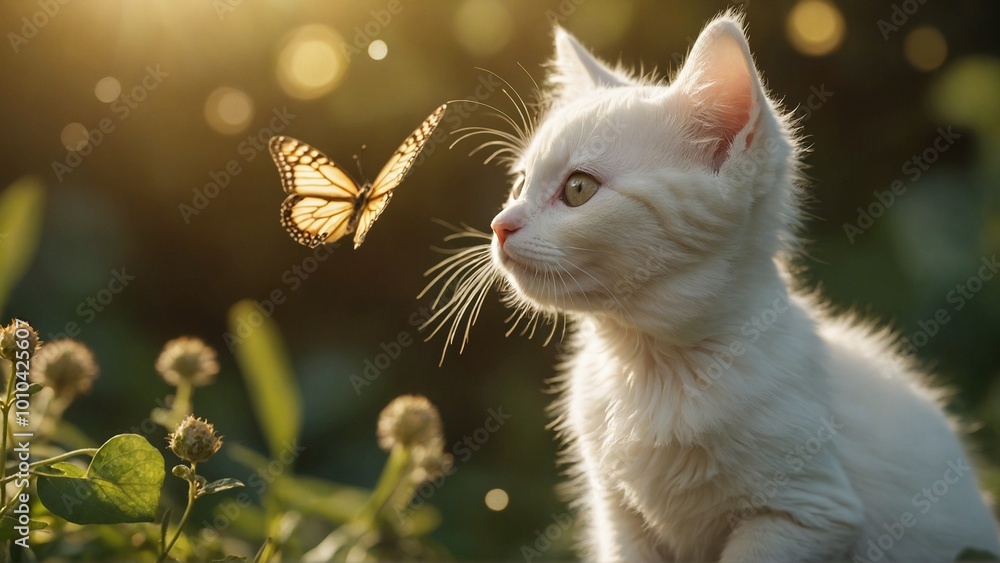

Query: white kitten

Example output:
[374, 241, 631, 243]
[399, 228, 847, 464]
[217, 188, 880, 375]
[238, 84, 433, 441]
[426, 11, 1000, 561]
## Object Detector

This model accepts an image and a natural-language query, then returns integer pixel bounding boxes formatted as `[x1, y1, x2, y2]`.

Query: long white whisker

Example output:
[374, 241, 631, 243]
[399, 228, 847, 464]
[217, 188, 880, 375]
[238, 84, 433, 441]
[445, 100, 523, 140]
[449, 128, 523, 150]
[421, 244, 489, 282]
[479, 66, 539, 147]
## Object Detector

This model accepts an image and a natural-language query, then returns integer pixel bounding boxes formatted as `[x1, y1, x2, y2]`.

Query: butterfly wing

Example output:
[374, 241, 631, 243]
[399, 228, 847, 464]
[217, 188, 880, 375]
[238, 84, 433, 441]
[280, 195, 355, 248]
[352, 103, 447, 248]
[269, 136, 361, 248]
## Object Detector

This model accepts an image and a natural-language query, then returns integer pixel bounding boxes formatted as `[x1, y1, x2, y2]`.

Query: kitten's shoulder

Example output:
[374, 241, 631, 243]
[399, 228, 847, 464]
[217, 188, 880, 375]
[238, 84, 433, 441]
[791, 287, 954, 408]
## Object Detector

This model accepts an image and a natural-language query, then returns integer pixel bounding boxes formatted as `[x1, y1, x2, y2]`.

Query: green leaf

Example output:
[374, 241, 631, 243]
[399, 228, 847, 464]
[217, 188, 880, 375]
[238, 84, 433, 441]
[281, 473, 440, 535]
[36, 434, 165, 524]
[200, 478, 245, 497]
[228, 300, 302, 460]
[957, 548, 1000, 560]
[228, 443, 439, 534]
[0, 176, 45, 314]
[160, 507, 172, 554]
[0, 515, 46, 541]
[252, 538, 272, 563]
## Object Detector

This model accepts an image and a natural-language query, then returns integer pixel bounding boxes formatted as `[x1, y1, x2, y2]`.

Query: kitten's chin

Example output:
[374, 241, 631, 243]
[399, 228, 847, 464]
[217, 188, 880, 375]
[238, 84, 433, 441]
[492, 242, 599, 312]
[492, 243, 556, 308]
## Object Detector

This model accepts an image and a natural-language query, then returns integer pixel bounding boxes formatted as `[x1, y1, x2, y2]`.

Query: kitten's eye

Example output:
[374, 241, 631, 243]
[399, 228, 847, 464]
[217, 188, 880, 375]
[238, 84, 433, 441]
[510, 173, 525, 199]
[562, 172, 599, 207]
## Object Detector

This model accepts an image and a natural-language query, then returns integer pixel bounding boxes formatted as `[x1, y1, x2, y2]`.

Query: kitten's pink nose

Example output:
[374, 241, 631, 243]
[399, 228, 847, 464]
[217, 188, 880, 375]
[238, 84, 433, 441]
[491, 217, 520, 247]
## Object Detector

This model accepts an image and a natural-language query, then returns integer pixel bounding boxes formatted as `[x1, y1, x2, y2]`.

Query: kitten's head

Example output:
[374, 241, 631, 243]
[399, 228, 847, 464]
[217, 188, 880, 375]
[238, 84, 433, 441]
[422, 13, 803, 356]
[488, 13, 802, 340]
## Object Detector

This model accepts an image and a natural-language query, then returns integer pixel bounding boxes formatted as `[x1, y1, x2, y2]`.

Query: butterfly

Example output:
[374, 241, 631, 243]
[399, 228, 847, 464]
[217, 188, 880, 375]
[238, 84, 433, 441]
[269, 103, 447, 249]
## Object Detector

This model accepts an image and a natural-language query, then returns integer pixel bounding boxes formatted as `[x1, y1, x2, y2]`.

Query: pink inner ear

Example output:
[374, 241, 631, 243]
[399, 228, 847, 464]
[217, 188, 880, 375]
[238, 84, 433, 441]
[705, 74, 754, 170]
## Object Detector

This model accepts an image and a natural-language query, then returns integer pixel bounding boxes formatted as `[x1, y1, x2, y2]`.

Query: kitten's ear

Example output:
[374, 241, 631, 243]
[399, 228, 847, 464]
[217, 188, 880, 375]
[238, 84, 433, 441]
[550, 27, 631, 92]
[673, 14, 768, 170]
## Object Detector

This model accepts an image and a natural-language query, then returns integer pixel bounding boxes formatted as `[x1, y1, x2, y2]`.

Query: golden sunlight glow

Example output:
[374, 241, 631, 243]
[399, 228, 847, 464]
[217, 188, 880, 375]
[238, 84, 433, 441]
[94, 76, 121, 103]
[905, 26, 948, 72]
[60, 123, 89, 151]
[204, 87, 254, 135]
[484, 488, 509, 511]
[786, 0, 845, 57]
[453, 0, 513, 57]
[277, 24, 348, 100]
[570, 0, 634, 49]
[368, 39, 388, 61]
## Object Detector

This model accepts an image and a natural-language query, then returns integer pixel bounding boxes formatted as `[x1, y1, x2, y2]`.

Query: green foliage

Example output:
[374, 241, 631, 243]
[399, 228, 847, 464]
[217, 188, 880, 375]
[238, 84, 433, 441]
[202, 478, 246, 497]
[0, 516, 46, 540]
[0, 176, 44, 315]
[957, 547, 1000, 560]
[228, 300, 303, 460]
[224, 306, 449, 561]
[36, 434, 165, 525]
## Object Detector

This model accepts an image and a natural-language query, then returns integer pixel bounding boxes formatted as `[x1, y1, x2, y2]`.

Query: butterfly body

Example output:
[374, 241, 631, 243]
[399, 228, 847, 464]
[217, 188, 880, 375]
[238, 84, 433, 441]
[270, 103, 447, 249]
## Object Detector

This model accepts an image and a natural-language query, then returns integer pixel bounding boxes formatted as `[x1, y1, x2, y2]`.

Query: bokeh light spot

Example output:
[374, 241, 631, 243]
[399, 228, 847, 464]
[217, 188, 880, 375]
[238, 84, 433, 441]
[569, 0, 634, 49]
[60, 122, 90, 152]
[484, 488, 509, 511]
[786, 0, 845, 57]
[368, 39, 388, 61]
[904, 26, 947, 72]
[204, 87, 254, 135]
[94, 76, 121, 103]
[930, 56, 1000, 133]
[277, 24, 348, 100]
[453, 0, 512, 57]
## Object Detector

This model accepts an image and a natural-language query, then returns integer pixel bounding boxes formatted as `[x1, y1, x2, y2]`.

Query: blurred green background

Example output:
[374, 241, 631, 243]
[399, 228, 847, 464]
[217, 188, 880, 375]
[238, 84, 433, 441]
[1, 0, 998, 558]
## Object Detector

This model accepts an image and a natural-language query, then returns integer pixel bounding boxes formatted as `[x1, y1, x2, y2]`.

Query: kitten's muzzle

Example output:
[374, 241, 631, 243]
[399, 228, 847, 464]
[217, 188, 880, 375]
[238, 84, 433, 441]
[490, 216, 520, 247]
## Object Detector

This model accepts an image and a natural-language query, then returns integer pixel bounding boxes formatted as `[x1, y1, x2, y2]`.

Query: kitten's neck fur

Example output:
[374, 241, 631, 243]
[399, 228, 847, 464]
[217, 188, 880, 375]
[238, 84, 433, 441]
[568, 261, 819, 442]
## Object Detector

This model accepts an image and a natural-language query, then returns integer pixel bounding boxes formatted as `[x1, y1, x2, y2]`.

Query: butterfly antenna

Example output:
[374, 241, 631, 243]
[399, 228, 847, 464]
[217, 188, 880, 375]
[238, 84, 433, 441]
[353, 144, 369, 185]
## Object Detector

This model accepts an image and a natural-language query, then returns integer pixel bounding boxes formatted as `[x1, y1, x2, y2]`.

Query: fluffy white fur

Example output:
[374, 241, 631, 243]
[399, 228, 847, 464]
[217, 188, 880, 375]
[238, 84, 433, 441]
[484, 13, 1000, 562]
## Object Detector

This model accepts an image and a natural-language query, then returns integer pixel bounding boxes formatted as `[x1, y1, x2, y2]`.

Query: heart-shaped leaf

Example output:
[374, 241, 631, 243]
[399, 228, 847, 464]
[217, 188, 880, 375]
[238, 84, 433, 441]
[37, 434, 165, 524]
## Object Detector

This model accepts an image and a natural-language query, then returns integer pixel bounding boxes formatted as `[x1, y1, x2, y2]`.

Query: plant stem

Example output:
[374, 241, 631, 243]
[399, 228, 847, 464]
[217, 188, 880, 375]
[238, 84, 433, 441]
[0, 483, 28, 520]
[356, 444, 411, 530]
[0, 360, 16, 508]
[158, 462, 197, 563]
[0, 447, 101, 485]
[27, 447, 99, 469]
